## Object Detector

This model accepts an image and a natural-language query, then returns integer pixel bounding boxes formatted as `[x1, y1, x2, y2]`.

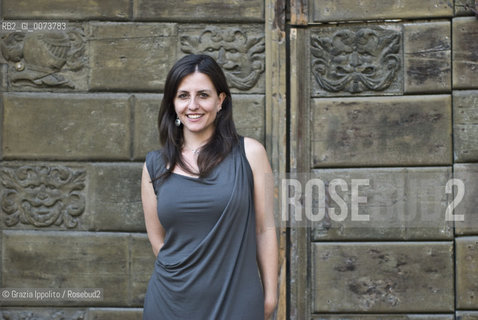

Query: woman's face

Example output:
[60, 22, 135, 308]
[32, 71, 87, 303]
[174, 71, 225, 138]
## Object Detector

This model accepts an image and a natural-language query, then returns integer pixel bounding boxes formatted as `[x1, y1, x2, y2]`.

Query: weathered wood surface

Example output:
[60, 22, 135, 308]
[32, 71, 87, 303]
[289, 27, 311, 320]
[309, 167, 452, 240]
[266, 0, 287, 318]
[311, 0, 453, 22]
[311, 95, 452, 167]
[453, 18, 478, 89]
[457, 312, 478, 320]
[454, 164, 478, 235]
[312, 315, 453, 320]
[456, 237, 478, 308]
[454, 91, 478, 162]
[133, 0, 264, 22]
[404, 21, 451, 93]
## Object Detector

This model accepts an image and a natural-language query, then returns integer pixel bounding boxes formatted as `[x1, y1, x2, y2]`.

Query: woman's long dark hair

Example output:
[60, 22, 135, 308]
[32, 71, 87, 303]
[157, 54, 239, 179]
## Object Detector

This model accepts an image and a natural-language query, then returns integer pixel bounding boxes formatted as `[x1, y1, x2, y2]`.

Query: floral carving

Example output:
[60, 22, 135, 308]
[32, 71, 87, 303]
[0, 28, 85, 88]
[1, 165, 86, 228]
[180, 27, 265, 91]
[311, 27, 401, 94]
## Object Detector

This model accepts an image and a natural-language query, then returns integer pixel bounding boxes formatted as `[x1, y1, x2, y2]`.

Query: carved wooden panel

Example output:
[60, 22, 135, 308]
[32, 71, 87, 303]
[310, 24, 403, 97]
[0, 165, 86, 228]
[179, 24, 265, 93]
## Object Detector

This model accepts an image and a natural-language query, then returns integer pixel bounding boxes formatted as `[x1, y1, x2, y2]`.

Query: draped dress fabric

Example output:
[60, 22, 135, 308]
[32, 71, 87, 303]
[143, 137, 264, 320]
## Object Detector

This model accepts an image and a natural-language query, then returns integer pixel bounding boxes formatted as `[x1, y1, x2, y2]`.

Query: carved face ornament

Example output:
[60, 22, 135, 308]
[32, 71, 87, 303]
[311, 28, 401, 93]
[1, 166, 86, 228]
[181, 27, 265, 91]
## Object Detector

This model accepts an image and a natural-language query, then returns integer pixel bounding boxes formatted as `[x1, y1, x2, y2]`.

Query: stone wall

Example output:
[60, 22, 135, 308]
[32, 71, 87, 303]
[0, 0, 267, 318]
[2, 0, 478, 319]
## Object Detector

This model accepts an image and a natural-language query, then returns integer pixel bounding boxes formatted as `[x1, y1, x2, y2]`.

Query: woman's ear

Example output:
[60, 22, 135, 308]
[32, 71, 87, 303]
[218, 92, 226, 110]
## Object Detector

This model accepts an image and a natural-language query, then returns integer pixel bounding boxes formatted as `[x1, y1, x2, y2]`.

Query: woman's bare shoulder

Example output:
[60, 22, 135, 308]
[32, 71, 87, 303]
[243, 136, 269, 172]
[244, 136, 266, 155]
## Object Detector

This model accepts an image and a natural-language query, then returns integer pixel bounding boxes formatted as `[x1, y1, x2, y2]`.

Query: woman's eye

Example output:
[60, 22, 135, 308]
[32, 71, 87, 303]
[177, 94, 188, 99]
[199, 93, 209, 98]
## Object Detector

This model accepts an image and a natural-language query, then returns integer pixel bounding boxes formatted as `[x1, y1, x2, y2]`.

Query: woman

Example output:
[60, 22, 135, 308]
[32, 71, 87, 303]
[141, 54, 278, 319]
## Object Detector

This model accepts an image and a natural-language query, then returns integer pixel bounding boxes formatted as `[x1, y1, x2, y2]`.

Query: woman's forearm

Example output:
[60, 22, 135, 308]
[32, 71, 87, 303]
[256, 228, 279, 301]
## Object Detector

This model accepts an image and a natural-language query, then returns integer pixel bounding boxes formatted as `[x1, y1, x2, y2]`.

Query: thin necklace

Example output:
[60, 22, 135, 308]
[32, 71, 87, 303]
[183, 144, 202, 155]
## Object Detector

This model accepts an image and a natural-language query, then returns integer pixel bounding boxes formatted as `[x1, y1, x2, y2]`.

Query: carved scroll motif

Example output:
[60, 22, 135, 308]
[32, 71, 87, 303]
[311, 27, 401, 94]
[1, 165, 86, 228]
[0, 28, 86, 88]
[180, 27, 265, 91]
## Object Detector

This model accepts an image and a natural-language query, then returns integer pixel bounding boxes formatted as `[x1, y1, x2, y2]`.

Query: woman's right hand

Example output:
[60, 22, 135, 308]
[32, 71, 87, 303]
[264, 295, 277, 319]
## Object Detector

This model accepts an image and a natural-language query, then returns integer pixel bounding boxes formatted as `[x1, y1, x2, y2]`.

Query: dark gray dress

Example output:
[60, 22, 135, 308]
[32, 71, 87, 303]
[143, 137, 264, 320]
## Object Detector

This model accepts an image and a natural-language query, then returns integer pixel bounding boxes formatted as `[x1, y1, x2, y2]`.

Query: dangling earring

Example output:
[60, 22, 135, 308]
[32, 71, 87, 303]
[175, 117, 181, 127]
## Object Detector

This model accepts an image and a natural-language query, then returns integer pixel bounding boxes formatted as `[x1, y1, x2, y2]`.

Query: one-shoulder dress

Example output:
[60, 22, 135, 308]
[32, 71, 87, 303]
[142, 137, 264, 319]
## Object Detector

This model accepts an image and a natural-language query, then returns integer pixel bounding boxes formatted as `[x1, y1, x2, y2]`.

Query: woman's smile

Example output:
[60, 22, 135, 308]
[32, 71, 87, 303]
[186, 113, 204, 120]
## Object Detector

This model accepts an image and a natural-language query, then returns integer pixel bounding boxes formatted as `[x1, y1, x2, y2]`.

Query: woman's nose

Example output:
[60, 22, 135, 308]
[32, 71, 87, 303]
[187, 96, 199, 109]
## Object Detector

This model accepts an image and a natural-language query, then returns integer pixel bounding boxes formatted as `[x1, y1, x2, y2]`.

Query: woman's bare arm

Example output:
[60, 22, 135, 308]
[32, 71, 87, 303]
[141, 163, 166, 257]
[244, 137, 279, 320]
